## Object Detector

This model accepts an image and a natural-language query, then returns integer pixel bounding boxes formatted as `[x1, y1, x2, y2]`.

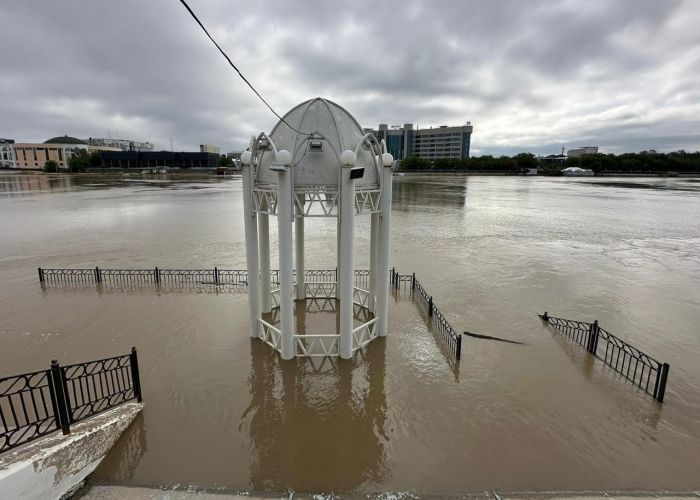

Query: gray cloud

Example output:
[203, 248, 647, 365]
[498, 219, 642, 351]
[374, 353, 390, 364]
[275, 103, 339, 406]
[1, 0, 699, 155]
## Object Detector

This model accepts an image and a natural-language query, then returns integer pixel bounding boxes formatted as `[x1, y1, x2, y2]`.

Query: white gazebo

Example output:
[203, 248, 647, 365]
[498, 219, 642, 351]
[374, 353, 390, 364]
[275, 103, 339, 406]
[241, 97, 393, 360]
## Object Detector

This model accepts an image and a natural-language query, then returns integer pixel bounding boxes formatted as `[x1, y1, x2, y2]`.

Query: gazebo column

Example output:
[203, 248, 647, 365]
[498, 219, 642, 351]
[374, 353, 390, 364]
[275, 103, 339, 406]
[242, 162, 261, 338]
[369, 211, 379, 313]
[258, 211, 272, 313]
[339, 160, 356, 359]
[275, 164, 295, 360]
[336, 218, 341, 301]
[376, 156, 393, 337]
[295, 209, 305, 301]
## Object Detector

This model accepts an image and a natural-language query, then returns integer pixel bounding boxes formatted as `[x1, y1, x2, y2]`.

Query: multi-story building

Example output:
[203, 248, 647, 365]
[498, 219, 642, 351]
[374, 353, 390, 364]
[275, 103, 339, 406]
[88, 138, 154, 152]
[200, 144, 220, 155]
[1, 139, 16, 169]
[567, 146, 598, 157]
[12, 136, 119, 170]
[365, 122, 474, 161]
[101, 151, 220, 169]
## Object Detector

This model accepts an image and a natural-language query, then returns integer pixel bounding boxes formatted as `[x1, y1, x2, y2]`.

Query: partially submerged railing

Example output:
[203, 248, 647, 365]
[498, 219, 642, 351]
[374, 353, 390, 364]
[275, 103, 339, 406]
[0, 348, 142, 453]
[38, 267, 371, 288]
[392, 269, 462, 360]
[540, 312, 670, 402]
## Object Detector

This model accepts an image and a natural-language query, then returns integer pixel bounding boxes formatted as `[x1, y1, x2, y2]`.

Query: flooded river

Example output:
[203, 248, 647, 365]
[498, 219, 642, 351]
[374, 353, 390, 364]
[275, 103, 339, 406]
[1, 172, 699, 494]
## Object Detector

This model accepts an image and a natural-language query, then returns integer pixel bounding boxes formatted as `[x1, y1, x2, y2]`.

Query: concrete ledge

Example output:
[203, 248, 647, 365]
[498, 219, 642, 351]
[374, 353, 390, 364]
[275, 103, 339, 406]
[77, 487, 700, 500]
[0, 402, 143, 500]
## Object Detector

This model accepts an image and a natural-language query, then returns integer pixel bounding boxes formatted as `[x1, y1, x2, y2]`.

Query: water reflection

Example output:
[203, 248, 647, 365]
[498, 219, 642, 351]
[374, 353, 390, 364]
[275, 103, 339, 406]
[243, 339, 388, 492]
[547, 325, 663, 430]
[0, 173, 76, 195]
[391, 175, 466, 211]
[0, 173, 233, 196]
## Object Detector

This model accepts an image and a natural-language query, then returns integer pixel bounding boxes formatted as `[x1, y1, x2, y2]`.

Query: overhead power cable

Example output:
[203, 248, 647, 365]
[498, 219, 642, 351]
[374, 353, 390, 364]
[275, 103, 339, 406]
[177, 0, 308, 136]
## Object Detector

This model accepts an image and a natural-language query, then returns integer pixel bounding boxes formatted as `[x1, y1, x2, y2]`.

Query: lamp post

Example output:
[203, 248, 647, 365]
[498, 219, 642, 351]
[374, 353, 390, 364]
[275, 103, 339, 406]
[339, 149, 357, 359]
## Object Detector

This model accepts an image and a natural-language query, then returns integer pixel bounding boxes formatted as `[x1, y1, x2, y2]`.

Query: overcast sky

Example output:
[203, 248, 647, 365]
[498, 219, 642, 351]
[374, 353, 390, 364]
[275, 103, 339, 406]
[2, 0, 699, 156]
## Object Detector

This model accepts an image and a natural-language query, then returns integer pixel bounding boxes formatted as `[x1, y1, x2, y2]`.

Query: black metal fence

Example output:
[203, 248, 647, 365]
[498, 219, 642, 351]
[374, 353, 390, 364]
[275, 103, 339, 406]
[540, 312, 670, 402]
[0, 348, 142, 453]
[37, 267, 381, 292]
[38, 267, 250, 286]
[392, 269, 462, 360]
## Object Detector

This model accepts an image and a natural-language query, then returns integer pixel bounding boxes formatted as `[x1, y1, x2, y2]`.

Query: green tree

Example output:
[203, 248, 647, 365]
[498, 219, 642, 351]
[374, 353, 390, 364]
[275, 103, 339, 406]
[43, 160, 59, 173]
[218, 155, 233, 167]
[68, 149, 89, 173]
[399, 156, 430, 171]
[88, 150, 103, 167]
[513, 153, 538, 171]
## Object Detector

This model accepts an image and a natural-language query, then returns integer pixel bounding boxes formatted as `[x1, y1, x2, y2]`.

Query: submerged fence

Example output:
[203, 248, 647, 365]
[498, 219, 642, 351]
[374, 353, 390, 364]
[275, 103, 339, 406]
[539, 312, 670, 402]
[37, 267, 371, 288]
[392, 269, 462, 360]
[0, 348, 142, 453]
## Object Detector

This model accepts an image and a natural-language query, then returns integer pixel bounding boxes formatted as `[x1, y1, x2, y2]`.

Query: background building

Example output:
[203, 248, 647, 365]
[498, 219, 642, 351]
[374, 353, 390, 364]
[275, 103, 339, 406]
[12, 136, 119, 170]
[1, 139, 16, 169]
[567, 146, 598, 157]
[88, 138, 154, 152]
[365, 122, 473, 161]
[200, 144, 220, 154]
[101, 151, 219, 169]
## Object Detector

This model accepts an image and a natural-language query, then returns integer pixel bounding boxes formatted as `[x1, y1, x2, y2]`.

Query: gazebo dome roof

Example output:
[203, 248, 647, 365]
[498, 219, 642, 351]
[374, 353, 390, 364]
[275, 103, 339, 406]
[255, 98, 380, 189]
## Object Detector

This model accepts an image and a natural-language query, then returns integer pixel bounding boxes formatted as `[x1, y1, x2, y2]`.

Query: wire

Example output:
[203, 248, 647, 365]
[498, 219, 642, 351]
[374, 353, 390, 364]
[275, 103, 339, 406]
[177, 0, 309, 136]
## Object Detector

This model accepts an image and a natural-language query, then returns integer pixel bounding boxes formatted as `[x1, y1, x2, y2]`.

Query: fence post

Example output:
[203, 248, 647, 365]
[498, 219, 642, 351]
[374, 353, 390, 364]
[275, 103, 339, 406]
[154, 267, 160, 284]
[428, 296, 433, 316]
[412, 272, 415, 290]
[49, 360, 71, 435]
[214, 266, 219, 285]
[542, 311, 549, 321]
[656, 363, 670, 403]
[456, 334, 462, 360]
[38, 267, 45, 283]
[587, 320, 599, 355]
[94, 266, 101, 283]
[130, 347, 143, 403]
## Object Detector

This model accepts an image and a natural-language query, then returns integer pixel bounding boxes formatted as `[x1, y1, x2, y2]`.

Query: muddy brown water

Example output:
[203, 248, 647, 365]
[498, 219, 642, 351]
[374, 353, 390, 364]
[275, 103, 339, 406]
[1, 172, 699, 494]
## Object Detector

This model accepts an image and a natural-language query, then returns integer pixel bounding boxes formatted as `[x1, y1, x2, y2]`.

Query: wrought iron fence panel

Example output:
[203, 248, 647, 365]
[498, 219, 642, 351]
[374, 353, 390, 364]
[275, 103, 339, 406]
[411, 276, 461, 360]
[596, 327, 663, 397]
[158, 269, 213, 284]
[0, 370, 58, 453]
[217, 269, 248, 285]
[61, 354, 136, 423]
[100, 269, 155, 285]
[0, 349, 142, 455]
[432, 305, 461, 357]
[541, 313, 669, 402]
[40, 268, 95, 284]
[543, 316, 592, 348]
[304, 269, 337, 283]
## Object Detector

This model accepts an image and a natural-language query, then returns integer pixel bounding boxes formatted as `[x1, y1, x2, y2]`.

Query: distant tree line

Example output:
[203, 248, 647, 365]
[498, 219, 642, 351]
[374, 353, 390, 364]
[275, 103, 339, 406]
[562, 150, 700, 174]
[398, 150, 700, 175]
[399, 153, 539, 173]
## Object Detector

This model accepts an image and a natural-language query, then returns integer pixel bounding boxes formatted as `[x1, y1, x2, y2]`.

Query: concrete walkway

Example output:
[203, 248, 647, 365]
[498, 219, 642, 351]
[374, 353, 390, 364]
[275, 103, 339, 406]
[78, 485, 700, 500]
